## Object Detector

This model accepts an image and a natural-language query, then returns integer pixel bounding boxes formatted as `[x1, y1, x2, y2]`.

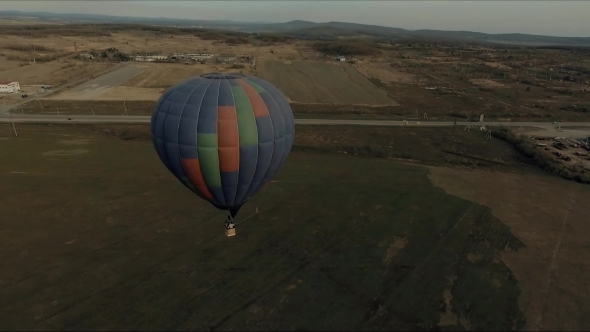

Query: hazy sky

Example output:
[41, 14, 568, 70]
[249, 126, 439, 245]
[1, 1, 588, 37]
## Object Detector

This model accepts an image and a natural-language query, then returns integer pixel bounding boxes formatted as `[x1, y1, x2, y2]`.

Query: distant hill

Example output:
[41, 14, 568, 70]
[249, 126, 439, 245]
[1, 10, 589, 46]
[0, 10, 243, 28]
[259, 21, 590, 46]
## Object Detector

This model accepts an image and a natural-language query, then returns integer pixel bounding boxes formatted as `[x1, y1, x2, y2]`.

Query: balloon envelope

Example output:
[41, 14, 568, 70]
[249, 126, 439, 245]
[151, 73, 295, 211]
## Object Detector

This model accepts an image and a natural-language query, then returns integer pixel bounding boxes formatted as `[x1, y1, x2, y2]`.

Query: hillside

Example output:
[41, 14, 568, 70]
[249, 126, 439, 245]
[1, 10, 590, 46]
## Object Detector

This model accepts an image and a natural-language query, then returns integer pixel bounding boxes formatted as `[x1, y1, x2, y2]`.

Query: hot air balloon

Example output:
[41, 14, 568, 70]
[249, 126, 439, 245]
[151, 73, 295, 236]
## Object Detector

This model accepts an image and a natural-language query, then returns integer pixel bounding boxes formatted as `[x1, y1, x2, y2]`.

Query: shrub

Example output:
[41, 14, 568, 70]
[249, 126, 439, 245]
[225, 37, 249, 45]
[254, 34, 291, 43]
[313, 40, 381, 56]
[2, 43, 56, 52]
[0, 25, 111, 37]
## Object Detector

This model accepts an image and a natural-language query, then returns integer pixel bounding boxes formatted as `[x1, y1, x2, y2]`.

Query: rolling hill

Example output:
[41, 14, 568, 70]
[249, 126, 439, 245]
[1, 10, 589, 46]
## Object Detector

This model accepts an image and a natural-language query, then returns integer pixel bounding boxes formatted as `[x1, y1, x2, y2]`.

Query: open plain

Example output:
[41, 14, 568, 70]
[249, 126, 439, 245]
[1, 123, 589, 330]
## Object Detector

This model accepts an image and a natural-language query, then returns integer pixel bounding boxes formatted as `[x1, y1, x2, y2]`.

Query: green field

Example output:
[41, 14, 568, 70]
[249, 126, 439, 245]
[258, 60, 396, 105]
[0, 124, 532, 330]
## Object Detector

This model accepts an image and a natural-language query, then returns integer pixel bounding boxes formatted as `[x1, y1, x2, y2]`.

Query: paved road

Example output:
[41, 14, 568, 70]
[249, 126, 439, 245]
[1, 68, 589, 138]
[44, 65, 147, 100]
[1, 113, 589, 135]
[2, 92, 587, 131]
[70, 65, 147, 92]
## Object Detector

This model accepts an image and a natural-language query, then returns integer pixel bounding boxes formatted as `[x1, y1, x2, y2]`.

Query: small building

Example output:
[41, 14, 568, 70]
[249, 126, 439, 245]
[334, 56, 346, 62]
[0, 81, 20, 94]
[190, 54, 214, 62]
[133, 56, 152, 62]
[133, 55, 168, 62]
[216, 54, 237, 63]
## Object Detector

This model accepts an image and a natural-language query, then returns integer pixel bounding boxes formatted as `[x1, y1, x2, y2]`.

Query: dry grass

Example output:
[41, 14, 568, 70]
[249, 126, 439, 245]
[428, 167, 590, 331]
[1, 43, 57, 52]
[258, 60, 396, 105]
[121, 63, 249, 89]
[0, 61, 113, 86]
[470, 78, 508, 89]
[353, 61, 417, 85]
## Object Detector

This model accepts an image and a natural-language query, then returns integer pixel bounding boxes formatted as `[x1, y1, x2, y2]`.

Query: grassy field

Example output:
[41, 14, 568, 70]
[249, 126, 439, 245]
[258, 60, 396, 105]
[0, 123, 531, 331]
[14, 100, 413, 119]
[428, 166, 590, 331]
[2, 124, 590, 330]
[121, 64, 208, 89]
[15, 100, 155, 116]
[14, 97, 590, 122]
[293, 125, 534, 170]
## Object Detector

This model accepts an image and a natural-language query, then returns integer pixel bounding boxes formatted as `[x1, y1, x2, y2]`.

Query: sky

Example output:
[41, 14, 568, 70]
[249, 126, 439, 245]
[1, 1, 588, 37]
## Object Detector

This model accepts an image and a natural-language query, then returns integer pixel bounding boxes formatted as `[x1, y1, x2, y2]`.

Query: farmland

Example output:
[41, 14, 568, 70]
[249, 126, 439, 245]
[1, 123, 589, 330]
[258, 60, 396, 105]
[0, 60, 113, 86]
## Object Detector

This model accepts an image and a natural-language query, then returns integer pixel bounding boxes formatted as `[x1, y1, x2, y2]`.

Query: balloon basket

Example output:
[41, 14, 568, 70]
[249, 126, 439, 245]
[225, 213, 237, 237]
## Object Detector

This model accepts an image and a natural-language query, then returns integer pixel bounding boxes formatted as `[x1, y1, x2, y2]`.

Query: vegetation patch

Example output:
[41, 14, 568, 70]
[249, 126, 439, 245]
[313, 40, 381, 56]
[0, 123, 525, 330]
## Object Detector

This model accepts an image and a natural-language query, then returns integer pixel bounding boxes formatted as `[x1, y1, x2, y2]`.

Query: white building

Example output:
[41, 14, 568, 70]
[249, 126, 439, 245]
[191, 54, 214, 61]
[133, 56, 153, 62]
[183, 53, 214, 59]
[0, 81, 20, 94]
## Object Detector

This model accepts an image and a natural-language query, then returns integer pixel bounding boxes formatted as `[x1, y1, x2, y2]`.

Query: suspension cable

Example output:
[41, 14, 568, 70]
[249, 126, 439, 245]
[235, 182, 270, 226]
